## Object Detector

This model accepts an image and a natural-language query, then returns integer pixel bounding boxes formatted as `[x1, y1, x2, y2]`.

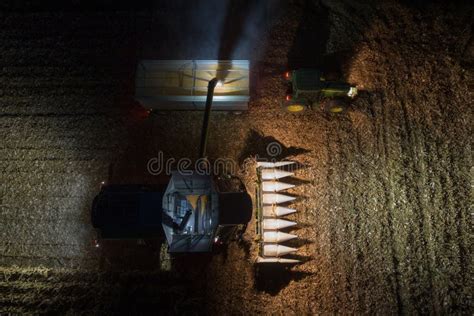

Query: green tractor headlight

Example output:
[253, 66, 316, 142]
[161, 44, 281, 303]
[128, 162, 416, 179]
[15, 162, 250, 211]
[347, 87, 358, 98]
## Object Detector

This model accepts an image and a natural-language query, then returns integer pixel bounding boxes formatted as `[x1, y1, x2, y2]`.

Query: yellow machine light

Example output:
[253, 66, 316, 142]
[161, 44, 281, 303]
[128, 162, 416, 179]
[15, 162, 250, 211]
[287, 104, 305, 112]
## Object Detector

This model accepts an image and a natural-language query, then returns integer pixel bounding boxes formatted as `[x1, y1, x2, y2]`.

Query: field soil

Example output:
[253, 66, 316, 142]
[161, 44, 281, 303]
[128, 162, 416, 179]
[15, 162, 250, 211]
[1, 0, 472, 314]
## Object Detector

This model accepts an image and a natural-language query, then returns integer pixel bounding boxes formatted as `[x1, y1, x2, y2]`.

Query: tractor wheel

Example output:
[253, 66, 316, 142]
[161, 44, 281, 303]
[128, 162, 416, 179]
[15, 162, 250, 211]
[283, 99, 307, 113]
[324, 99, 348, 114]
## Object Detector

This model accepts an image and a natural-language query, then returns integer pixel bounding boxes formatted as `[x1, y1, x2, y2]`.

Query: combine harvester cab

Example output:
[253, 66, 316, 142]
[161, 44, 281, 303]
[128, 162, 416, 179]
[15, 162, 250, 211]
[135, 60, 250, 111]
[91, 173, 253, 253]
[256, 161, 302, 264]
[161, 172, 253, 253]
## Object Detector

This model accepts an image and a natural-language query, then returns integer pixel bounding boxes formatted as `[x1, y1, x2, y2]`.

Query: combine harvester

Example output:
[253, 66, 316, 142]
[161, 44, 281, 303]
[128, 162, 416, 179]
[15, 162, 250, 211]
[91, 60, 252, 254]
[255, 161, 302, 264]
[93, 59, 306, 265]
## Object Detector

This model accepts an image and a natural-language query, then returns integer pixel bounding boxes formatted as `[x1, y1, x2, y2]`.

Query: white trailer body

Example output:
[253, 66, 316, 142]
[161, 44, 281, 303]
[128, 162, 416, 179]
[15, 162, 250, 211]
[135, 60, 250, 111]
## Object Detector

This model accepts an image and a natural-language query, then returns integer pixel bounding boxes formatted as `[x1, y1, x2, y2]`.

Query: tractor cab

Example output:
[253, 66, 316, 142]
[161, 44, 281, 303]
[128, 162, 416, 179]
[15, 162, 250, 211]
[284, 69, 357, 113]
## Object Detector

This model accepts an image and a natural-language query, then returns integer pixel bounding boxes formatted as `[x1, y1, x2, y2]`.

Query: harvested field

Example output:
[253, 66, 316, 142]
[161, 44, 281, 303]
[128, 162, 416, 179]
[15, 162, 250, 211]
[1, 1, 472, 314]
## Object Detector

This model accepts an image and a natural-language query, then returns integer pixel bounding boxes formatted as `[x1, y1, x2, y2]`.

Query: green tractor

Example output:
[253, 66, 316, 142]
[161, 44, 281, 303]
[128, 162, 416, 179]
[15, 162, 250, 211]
[283, 69, 358, 113]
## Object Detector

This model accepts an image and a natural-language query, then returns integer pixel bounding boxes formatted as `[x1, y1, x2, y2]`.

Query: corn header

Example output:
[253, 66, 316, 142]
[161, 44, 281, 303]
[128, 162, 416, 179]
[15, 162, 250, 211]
[255, 161, 302, 264]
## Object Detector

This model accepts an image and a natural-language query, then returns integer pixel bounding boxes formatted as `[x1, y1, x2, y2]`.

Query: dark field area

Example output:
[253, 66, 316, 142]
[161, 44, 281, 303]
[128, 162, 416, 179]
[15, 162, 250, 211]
[1, 0, 473, 314]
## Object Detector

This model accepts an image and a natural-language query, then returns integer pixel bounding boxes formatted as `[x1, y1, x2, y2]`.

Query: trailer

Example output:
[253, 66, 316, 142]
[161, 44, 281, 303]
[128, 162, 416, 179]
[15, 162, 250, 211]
[135, 60, 250, 111]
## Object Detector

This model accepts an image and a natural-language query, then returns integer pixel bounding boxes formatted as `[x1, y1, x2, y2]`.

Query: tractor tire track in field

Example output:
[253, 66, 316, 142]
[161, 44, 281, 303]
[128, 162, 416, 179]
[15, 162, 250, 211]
[376, 90, 404, 314]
